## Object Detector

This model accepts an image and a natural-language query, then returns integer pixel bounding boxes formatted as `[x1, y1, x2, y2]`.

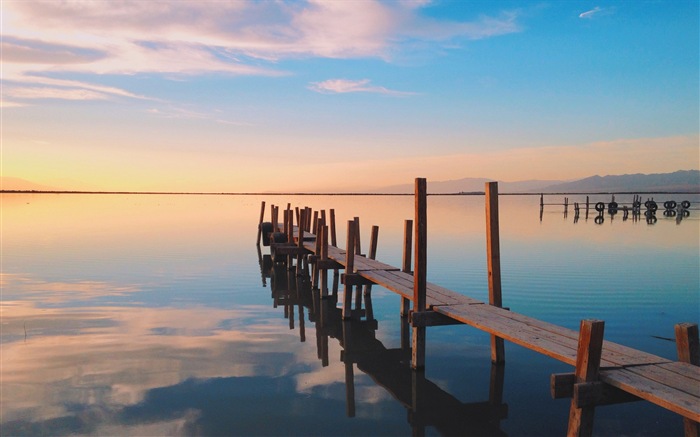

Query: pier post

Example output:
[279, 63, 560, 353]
[342, 221, 356, 320]
[568, 319, 605, 437]
[256, 201, 266, 245]
[401, 219, 413, 317]
[330, 209, 337, 247]
[675, 323, 699, 437]
[485, 182, 505, 364]
[412, 178, 427, 370]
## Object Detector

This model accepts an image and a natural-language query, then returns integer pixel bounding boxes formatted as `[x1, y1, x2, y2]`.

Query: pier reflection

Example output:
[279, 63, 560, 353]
[261, 258, 509, 436]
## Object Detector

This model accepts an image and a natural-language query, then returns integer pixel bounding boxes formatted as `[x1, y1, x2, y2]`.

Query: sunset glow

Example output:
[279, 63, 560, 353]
[2, 1, 698, 191]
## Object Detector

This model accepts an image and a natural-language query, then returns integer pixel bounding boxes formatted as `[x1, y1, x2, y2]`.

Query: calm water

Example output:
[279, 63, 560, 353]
[1, 193, 698, 436]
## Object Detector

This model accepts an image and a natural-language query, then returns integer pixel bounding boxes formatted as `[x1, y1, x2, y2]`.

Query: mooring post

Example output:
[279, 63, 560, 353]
[321, 224, 329, 298]
[568, 319, 605, 437]
[412, 178, 427, 370]
[675, 323, 699, 437]
[296, 209, 306, 276]
[485, 182, 505, 364]
[342, 220, 356, 320]
[256, 201, 266, 245]
[330, 209, 337, 247]
[353, 217, 362, 255]
[364, 225, 379, 297]
[401, 219, 413, 317]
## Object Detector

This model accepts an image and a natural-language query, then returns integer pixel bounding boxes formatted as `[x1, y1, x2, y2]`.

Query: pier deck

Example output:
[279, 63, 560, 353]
[260, 179, 699, 435]
[295, 234, 699, 422]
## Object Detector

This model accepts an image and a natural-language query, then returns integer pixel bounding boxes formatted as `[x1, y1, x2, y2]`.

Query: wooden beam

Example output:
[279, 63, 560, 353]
[551, 373, 640, 406]
[676, 323, 700, 437]
[412, 177, 427, 370]
[485, 181, 505, 364]
[567, 320, 605, 437]
[410, 310, 463, 327]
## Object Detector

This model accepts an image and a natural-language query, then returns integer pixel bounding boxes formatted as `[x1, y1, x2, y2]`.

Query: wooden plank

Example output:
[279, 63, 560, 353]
[475, 305, 670, 367]
[623, 362, 700, 398]
[600, 367, 700, 422]
[436, 304, 579, 365]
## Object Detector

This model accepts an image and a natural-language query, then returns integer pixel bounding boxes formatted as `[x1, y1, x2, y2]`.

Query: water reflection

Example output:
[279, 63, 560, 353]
[261, 255, 509, 436]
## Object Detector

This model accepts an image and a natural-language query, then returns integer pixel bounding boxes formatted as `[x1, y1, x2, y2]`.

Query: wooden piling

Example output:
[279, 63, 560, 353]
[401, 219, 413, 317]
[256, 201, 266, 245]
[568, 320, 605, 437]
[412, 178, 427, 370]
[342, 220, 356, 320]
[676, 323, 699, 437]
[354, 217, 362, 255]
[485, 182, 505, 364]
[364, 225, 379, 299]
[330, 209, 337, 247]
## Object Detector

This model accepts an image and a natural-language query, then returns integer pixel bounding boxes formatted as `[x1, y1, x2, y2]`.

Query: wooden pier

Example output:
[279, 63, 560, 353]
[257, 179, 699, 436]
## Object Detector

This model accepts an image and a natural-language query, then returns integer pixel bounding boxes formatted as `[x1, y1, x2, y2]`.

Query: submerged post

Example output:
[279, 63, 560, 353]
[412, 178, 427, 370]
[485, 182, 505, 364]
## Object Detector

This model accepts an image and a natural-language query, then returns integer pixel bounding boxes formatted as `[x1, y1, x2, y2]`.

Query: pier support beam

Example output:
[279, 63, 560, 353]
[412, 178, 427, 370]
[567, 319, 605, 437]
[342, 221, 356, 320]
[485, 182, 505, 364]
[676, 323, 699, 437]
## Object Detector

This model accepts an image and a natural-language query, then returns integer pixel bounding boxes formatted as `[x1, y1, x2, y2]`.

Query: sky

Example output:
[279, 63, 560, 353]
[2, 0, 698, 192]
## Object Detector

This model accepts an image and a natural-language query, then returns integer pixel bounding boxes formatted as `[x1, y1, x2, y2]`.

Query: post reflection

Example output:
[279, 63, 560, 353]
[262, 256, 509, 436]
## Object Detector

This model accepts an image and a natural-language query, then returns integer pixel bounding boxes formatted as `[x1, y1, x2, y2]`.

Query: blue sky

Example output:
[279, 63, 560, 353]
[2, 1, 698, 191]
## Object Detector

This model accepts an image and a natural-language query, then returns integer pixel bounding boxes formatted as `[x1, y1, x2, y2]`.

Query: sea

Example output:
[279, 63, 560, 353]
[1, 192, 698, 436]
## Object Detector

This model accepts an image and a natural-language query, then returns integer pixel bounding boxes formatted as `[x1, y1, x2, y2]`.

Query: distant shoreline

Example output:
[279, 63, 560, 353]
[2, 190, 699, 196]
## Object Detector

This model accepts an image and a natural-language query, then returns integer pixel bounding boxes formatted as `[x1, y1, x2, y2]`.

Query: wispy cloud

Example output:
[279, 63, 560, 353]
[579, 7, 606, 19]
[1, 1, 521, 103]
[308, 78, 414, 96]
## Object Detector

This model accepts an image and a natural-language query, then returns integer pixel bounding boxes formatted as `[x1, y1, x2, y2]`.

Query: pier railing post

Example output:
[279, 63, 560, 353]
[675, 323, 699, 437]
[485, 182, 505, 364]
[568, 319, 605, 437]
[412, 178, 427, 370]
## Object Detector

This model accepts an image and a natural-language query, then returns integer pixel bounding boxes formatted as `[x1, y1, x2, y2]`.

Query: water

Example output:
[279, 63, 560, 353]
[1, 193, 698, 436]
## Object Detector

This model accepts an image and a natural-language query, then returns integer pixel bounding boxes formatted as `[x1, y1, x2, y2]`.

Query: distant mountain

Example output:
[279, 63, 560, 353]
[374, 177, 564, 194]
[539, 170, 700, 193]
[1, 177, 58, 191]
[372, 171, 699, 194]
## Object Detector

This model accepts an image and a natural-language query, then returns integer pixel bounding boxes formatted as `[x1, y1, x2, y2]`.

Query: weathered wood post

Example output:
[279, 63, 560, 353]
[401, 219, 413, 317]
[330, 209, 337, 247]
[485, 182, 505, 364]
[320, 224, 329, 298]
[568, 319, 605, 437]
[256, 201, 266, 245]
[412, 177, 427, 370]
[364, 225, 379, 297]
[296, 209, 306, 276]
[676, 323, 699, 437]
[342, 221, 356, 320]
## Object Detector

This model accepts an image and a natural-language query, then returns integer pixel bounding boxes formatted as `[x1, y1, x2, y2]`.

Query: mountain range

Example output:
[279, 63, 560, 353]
[2, 170, 699, 193]
[372, 170, 700, 194]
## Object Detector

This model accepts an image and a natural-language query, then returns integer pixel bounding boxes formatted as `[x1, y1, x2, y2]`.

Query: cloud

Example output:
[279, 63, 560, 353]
[1, 1, 521, 102]
[308, 78, 414, 96]
[579, 7, 604, 19]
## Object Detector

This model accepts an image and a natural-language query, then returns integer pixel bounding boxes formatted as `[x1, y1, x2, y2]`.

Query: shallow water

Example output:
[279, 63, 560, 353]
[1, 193, 698, 436]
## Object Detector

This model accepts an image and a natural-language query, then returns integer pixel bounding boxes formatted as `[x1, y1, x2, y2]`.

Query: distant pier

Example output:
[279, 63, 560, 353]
[257, 179, 699, 437]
